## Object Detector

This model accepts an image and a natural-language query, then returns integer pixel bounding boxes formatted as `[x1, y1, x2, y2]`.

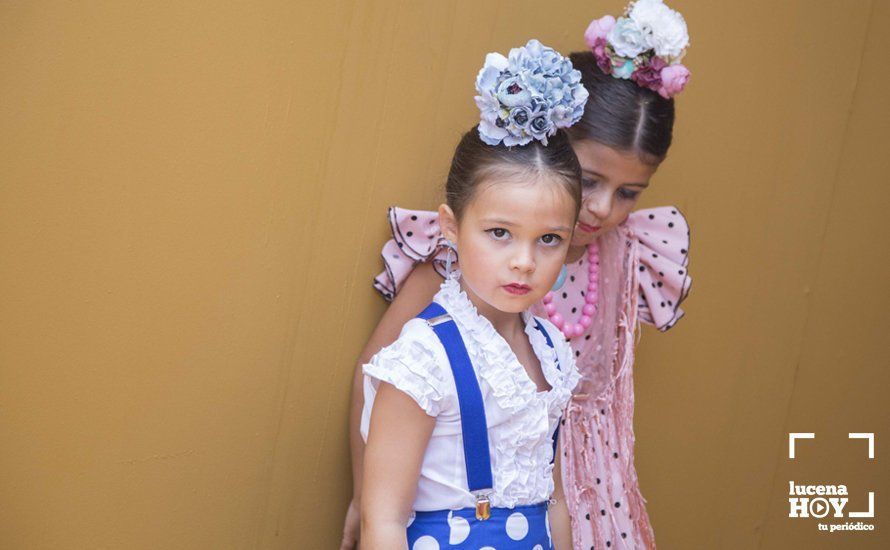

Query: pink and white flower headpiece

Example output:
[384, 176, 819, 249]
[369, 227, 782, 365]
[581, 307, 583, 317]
[585, 0, 690, 99]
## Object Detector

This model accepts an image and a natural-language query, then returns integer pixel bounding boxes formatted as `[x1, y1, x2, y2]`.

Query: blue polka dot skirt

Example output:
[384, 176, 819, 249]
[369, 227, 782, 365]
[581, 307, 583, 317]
[407, 502, 553, 549]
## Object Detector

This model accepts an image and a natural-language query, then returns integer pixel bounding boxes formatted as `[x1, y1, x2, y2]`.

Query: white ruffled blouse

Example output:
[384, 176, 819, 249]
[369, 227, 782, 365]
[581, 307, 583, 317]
[360, 276, 581, 511]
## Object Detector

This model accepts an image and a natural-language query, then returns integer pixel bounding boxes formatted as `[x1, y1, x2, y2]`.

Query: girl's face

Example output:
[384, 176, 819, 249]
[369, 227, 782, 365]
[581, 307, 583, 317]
[439, 176, 577, 316]
[568, 139, 659, 247]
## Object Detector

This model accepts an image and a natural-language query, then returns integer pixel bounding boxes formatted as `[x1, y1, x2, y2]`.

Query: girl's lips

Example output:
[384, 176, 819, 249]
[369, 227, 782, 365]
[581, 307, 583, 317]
[578, 221, 601, 233]
[503, 283, 531, 295]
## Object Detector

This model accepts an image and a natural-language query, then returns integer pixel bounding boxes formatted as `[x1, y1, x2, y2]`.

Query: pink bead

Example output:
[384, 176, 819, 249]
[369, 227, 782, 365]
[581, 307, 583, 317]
[542, 292, 553, 304]
[579, 315, 592, 327]
[582, 304, 596, 316]
[588, 283, 598, 293]
[551, 313, 564, 329]
[544, 303, 557, 315]
[562, 322, 574, 335]
[573, 324, 585, 338]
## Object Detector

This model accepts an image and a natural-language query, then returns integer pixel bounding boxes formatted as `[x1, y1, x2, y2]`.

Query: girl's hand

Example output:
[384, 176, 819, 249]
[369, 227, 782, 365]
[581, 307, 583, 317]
[338, 497, 361, 550]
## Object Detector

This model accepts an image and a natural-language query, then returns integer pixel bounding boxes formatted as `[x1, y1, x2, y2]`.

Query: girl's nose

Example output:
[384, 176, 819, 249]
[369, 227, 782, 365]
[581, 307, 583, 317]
[510, 245, 536, 273]
[584, 190, 611, 222]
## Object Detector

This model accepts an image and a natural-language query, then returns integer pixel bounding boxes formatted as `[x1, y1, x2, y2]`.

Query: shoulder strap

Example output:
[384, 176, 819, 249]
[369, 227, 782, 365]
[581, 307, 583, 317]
[416, 302, 493, 494]
[532, 317, 563, 464]
[532, 318, 561, 371]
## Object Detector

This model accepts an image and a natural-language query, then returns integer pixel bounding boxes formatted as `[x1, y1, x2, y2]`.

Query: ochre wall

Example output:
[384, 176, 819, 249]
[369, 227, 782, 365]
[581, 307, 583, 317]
[1, 1, 887, 548]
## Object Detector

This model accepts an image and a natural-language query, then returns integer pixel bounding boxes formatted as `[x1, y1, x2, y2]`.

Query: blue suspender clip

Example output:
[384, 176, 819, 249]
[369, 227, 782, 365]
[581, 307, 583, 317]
[473, 491, 492, 521]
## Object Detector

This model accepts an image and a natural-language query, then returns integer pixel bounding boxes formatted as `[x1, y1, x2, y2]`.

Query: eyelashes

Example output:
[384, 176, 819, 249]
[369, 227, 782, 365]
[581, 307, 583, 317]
[582, 178, 641, 200]
[485, 228, 563, 246]
[488, 228, 509, 240]
[618, 188, 640, 200]
[540, 234, 563, 246]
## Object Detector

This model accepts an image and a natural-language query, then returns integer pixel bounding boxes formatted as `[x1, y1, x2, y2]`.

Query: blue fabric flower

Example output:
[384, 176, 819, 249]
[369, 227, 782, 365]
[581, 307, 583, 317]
[473, 39, 589, 147]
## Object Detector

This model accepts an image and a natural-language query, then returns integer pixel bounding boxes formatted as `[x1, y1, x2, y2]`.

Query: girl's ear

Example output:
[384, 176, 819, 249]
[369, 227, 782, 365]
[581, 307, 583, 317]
[437, 203, 459, 243]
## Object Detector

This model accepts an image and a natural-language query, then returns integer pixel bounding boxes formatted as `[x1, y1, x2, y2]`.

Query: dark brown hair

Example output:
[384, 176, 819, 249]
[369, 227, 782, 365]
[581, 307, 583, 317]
[445, 127, 582, 221]
[567, 51, 675, 164]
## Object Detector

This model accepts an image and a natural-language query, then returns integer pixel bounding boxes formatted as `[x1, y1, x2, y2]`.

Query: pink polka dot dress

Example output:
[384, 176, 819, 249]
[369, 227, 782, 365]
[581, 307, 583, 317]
[373, 205, 692, 550]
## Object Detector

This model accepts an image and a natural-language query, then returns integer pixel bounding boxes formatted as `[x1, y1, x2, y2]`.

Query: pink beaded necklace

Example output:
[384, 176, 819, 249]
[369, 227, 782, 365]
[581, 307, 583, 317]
[542, 241, 599, 339]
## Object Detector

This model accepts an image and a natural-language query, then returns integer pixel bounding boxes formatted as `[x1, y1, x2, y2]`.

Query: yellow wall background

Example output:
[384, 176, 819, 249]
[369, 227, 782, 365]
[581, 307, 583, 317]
[1, 1, 887, 548]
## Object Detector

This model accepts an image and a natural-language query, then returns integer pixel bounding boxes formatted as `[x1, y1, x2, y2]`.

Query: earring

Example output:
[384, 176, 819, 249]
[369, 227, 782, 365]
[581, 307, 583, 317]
[444, 239, 457, 277]
[550, 264, 567, 292]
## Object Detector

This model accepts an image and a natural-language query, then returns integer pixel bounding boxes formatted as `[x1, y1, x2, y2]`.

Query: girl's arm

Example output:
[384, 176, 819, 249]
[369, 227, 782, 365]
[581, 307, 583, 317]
[549, 430, 574, 550]
[360, 381, 436, 549]
[341, 263, 442, 549]
[347, 263, 443, 500]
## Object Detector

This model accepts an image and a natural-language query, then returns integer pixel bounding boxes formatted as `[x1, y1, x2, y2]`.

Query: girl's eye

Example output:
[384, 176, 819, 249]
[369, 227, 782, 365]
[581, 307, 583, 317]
[581, 177, 597, 190]
[540, 234, 563, 246]
[618, 187, 640, 200]
[487, 228, 510, 240]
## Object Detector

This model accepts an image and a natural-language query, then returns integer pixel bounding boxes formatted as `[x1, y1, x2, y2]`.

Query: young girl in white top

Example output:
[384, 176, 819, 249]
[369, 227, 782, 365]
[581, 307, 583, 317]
[360, 40, 587, 549]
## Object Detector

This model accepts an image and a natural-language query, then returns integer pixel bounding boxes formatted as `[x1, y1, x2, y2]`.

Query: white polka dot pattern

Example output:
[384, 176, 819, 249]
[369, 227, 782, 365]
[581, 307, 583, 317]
[505, 511, 529, 540]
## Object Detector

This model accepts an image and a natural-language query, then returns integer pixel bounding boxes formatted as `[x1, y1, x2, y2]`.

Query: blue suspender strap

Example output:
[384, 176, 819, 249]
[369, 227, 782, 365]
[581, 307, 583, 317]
[533, 318, 563, 464]
[417, 302, 494, 518]
[532, 318, 561, 372]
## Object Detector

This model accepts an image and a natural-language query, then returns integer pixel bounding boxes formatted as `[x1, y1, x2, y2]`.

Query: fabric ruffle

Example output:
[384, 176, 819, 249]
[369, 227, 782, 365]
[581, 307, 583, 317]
[373, 207, 450, 301]
[434, 276, 581, 508]
[625, 206, 692, 332]
[362, 320, 449, 417]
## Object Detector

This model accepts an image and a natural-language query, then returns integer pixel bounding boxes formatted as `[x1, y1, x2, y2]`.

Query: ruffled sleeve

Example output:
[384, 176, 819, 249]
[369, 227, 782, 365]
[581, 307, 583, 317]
[626, 206, 692, 332]
[373, 207, 449, 301]
[362, 318, 451, 418]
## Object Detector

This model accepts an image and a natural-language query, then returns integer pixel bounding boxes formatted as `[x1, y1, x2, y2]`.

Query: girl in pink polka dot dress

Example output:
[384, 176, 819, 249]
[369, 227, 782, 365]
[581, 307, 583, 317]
[344, 3, 693, 549]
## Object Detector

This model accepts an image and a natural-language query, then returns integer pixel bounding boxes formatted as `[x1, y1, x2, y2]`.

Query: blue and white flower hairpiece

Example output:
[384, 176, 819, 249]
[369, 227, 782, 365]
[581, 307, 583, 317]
[474, 39, 589, 147]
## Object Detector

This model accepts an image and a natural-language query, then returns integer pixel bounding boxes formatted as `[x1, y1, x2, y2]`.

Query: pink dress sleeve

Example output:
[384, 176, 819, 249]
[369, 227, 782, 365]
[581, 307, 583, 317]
[626, 206, 692, 331]
[372, 207, 449, 301]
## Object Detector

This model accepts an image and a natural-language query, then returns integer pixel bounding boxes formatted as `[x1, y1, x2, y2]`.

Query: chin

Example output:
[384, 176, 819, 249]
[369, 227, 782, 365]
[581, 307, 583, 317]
[572, 222, 619, 246]
[493, 296, 534, 314]
[570, 232, 596, 247]
[495, 300, 531, 313]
